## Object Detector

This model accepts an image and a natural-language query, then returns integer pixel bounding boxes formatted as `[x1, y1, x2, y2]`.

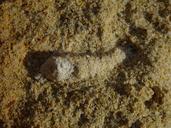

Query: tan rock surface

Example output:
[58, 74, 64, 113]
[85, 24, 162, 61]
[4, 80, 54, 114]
[0, 0, 171, 128]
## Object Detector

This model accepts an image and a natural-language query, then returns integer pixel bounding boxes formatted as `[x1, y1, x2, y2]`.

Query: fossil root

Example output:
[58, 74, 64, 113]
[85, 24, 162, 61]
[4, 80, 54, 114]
[40, 47, 126, 82]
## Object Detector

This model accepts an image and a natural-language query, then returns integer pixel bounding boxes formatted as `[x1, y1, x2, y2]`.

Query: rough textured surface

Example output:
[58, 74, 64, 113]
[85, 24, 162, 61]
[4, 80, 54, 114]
[40, 47, 126, 83]
[40, 57, 74, 81]
[0, 0, 171, 128]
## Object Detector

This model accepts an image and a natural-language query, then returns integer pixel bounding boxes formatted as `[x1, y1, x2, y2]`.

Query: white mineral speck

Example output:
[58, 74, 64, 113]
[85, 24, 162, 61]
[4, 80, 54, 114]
[40, 57, 74, 81]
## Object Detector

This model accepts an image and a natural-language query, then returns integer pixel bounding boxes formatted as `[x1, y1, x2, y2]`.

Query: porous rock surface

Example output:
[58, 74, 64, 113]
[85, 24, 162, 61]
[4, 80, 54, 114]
[0, 0, 171, 128]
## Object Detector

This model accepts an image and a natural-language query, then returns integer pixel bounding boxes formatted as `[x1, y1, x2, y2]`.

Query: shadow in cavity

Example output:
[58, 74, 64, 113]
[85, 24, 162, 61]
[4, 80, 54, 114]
[117, 37, 140, 61]
[24, 51, 53, 79]
[107, 36, 153, 92]
[0, 0, 5, 5]
[0, 119, 5, 128]
[117, 36, 152, 68]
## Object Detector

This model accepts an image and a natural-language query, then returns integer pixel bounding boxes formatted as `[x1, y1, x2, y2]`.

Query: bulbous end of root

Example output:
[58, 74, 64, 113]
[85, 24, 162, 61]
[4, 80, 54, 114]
[40, 57, 74, 81]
